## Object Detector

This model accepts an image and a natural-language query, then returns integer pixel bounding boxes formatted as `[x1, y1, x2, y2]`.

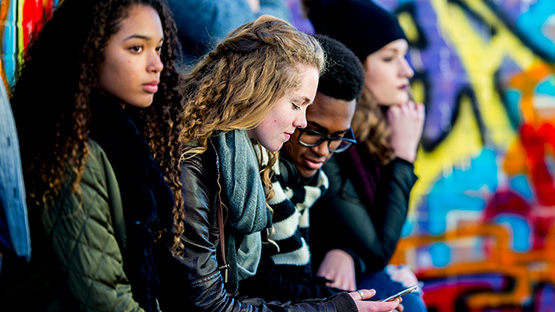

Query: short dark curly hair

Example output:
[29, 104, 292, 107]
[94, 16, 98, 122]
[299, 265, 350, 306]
[313, 34, 365, 102]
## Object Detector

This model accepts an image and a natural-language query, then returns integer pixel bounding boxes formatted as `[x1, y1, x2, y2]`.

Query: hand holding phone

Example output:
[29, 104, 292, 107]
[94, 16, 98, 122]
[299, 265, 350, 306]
[379, 285, 418, 302]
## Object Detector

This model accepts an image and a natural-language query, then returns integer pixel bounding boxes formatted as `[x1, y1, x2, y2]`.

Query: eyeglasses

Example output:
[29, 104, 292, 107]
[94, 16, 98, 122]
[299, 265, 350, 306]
[297, 127, 357, 153]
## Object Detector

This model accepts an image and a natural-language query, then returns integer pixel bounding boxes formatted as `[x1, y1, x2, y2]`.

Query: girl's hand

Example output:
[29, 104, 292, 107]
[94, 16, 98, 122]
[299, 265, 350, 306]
[316, 249, 356, 291]
[388, 101, 425, 163]
[350, 289, 404, 312]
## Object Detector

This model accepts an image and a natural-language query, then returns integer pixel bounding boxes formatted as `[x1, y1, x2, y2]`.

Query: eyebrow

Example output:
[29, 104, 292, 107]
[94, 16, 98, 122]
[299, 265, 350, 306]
[293, 95, 313, 105]
[124, 34, 165, 42]
[381, 47, 404, 55]
[307, 121, 349, 136]
[385, 45, 408, 54]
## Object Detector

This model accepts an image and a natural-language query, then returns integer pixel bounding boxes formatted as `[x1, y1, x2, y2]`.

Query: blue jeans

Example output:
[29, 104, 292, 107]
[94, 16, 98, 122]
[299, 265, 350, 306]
[358, 269, 427, 312]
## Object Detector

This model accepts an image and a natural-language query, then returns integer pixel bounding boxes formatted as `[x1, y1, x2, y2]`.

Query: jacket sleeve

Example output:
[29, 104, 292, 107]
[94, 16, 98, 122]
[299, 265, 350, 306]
[312, 156, 417, 275]
[42, 143, 143, 311]
[166, 0, 288, 55]
[166, 0, 290, 62]
[156, 155, 357, 312]
[371, 158, 418, 266]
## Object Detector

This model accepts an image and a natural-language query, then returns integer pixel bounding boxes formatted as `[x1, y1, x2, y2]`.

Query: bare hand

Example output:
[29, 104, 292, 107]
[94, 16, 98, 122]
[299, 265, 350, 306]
[316, 249, 356, 291]
[350, 289, 403, 312]
[387, 101, 425, 163]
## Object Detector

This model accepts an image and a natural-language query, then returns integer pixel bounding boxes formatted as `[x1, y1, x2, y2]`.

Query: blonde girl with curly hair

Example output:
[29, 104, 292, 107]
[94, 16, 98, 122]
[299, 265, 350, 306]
[153, 15, 401, 312]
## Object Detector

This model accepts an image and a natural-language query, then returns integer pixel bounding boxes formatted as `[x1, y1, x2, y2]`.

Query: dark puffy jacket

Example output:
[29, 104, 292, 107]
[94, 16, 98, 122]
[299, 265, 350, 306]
[0, 140, 143, 311]
[155, 139, 357, 312]
[310, 154, 417, 276]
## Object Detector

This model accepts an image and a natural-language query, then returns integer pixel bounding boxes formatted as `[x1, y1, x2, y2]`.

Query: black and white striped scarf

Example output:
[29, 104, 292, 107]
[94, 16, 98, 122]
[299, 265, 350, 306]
[267, 158, 328, 268]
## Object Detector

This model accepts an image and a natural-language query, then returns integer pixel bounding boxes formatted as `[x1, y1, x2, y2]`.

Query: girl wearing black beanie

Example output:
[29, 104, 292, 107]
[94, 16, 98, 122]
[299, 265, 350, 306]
[307, 1, 427, 311]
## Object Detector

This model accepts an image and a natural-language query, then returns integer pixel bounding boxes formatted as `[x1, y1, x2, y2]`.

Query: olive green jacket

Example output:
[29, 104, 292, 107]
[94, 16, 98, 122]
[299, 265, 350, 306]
[1, 140, 144, 311]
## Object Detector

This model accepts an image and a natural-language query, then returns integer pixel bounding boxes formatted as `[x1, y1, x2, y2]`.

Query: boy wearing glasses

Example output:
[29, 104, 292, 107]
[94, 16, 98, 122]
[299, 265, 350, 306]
[240, 34, 366, 301]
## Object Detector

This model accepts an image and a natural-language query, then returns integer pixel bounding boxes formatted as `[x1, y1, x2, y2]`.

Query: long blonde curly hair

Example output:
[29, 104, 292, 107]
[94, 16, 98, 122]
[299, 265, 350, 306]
[178, 15, 325, 202]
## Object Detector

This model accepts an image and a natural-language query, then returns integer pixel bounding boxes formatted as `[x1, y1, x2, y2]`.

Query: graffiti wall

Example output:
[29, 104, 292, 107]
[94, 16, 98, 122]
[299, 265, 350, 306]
[3, 0, 555, 311]
[370, 0, 555, 311]
[288, 0, 555, 310]
[0, 0, 56, 89]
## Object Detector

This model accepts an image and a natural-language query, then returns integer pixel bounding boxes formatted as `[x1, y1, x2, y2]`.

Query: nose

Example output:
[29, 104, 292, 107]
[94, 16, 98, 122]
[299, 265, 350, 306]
[293, 111, 307, 129]
[311, 140, 330, 158]
[399, 57, 414, 79]
[148, 51, 164, 73]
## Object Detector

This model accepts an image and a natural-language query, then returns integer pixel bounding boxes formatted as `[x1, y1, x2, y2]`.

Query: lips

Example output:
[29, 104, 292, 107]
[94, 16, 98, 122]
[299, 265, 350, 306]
[302, 156, 323, 170]
[284, 131, 295, 141]
[142, 80, 159, 93]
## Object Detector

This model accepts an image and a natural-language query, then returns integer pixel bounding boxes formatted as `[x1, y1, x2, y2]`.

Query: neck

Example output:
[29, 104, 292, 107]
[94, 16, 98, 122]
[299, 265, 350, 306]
[246, 129, 255, 140]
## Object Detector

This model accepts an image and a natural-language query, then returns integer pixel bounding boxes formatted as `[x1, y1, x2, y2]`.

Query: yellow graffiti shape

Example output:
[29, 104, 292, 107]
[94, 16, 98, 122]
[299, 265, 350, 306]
[410, 0, 546, 219]
[411, 90, 483, 216]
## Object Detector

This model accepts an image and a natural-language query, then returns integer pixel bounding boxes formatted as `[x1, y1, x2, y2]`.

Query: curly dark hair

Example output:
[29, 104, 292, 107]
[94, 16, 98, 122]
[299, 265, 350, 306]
[10, 0, 184, 255]
[313, 34, 365, 102]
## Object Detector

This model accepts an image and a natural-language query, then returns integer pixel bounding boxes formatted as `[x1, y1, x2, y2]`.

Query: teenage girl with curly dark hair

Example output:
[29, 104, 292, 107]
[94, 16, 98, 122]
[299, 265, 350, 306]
[0, 0, 183, 310]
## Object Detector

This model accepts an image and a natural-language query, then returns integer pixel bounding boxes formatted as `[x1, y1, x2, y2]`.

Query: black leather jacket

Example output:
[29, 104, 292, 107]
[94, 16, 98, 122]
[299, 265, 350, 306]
[155, 139, 358, 312]
[310, 154, 418, 277]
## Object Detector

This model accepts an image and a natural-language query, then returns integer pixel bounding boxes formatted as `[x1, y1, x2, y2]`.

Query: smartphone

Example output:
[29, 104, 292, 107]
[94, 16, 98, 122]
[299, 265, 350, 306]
[379, 285, 418, 302]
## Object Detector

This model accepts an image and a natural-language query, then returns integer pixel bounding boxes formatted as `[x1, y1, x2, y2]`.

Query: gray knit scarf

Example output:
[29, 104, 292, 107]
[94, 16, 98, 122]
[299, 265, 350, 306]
[212, 130, 272, 283]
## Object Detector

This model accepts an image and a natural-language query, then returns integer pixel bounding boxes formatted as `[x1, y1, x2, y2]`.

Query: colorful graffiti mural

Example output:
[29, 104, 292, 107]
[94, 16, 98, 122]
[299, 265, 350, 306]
[3, 0, 555, 310]
[0, 0, 57, 89]
[370, 0, 555, 311]
[287, 0, 555, 309]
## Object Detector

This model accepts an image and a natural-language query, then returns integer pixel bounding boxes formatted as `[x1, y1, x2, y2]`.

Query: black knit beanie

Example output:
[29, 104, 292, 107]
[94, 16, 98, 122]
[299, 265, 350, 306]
[308, 0, 407, 62]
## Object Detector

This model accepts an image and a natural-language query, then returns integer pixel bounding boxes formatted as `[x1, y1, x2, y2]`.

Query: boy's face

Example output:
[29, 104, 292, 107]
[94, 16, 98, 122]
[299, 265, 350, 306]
[283, 91, 356, 178]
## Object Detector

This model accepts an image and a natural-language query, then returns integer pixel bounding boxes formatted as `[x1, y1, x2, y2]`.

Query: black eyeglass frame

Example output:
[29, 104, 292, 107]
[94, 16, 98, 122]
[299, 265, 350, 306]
[296, 127, 357, 153]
